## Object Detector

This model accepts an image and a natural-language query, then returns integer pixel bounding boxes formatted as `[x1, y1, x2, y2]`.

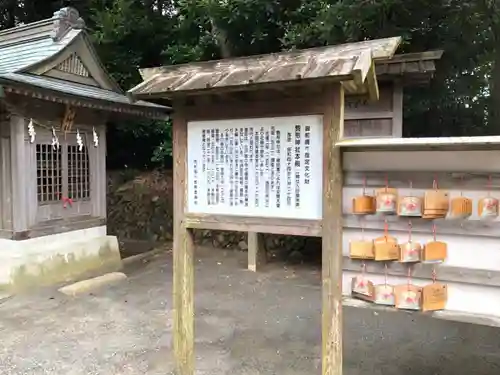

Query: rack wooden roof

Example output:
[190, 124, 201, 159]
[375, 50, 443, 84]
[128, 37, 404, 101]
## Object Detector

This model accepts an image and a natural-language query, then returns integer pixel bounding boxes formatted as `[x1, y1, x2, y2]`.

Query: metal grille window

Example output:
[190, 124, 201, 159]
[67, 145, 90, 200]
[36, 144, 63, 203]
[36, 131, 91, 205]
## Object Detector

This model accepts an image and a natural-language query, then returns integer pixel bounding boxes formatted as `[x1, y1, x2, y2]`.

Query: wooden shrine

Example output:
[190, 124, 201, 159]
[0, 7, 168, 292]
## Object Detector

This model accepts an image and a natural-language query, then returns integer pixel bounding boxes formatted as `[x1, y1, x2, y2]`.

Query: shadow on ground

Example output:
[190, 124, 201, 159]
[0, 247, 499, 374]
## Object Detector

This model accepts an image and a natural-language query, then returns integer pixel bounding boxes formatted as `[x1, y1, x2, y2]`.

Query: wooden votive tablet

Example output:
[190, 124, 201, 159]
[374, 284, 395, 306]
[398, 196, 423, 217]
[374, 235, 399, 261]
[399, 241, 422, 263]
[449, 196, 472, 219]
[376, 188, 398, 215]
[423, 190, 449, 219]
[395, 284, 422, 310]
[421, 283, 448, 312]
[422, 241, 447, 263]
[478, 197, 499, 220]
[352, 195, 376, 215]
[349, 240, 375, 260]
[351, 276, 375, 302]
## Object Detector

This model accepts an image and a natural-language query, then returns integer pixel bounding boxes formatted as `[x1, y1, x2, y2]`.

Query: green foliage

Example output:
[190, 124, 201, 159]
[106, 117, 173, 169]
[89, 0, 175, 88]
[278, 0, 497, 136]
[2, 0, 500, 168]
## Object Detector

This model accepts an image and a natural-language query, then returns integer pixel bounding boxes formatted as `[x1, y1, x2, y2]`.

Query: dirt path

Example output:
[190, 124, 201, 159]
[0, 247, 498, 374]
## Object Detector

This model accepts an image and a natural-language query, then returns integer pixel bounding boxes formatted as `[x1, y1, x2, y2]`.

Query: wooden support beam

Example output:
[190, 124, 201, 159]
[172, 108, 194, 375]
[10, 114, 28, 232]
[392, 81, 403, 137]
[184, 214, 322, 237]
[321, 83, 344, 375]
[366, 59, 380, 102]
[247, 232, 266, 272]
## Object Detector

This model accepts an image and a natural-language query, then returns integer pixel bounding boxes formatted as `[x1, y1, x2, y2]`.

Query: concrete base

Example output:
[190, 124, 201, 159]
[58, 272, 128, 296]
[0, 226, 122, 293]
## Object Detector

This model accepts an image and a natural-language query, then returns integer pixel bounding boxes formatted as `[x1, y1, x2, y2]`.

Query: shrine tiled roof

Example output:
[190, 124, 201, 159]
[0, 24, 80, 74]
[0, 7, 169, 117]
[0, 72, 166, 117]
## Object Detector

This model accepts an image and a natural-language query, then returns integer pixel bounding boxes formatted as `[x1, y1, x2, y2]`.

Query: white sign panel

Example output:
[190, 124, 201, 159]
[187, 115, 323, 219]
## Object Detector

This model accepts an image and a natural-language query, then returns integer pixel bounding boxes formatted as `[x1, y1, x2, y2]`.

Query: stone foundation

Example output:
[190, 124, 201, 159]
[0, 226, 122, 293]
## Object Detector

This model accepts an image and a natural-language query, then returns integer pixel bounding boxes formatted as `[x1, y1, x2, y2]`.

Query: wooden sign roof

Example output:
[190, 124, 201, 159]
[376, 50, 443, 84]
[128, 37, 403, 100]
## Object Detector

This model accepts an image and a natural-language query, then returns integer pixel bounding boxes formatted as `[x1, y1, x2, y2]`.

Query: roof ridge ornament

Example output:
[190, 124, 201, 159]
[51, 7, 85, 42]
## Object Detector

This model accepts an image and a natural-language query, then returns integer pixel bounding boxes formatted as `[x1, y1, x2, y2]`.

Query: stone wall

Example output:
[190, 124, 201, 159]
[107, 170, 321, 263]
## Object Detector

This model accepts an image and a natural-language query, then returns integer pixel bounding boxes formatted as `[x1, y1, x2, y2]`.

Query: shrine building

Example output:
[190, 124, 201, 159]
[0, 7, 169, 292]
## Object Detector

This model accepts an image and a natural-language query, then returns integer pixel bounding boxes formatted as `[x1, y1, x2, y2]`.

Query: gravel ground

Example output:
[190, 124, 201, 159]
[0, 247, 499, 374]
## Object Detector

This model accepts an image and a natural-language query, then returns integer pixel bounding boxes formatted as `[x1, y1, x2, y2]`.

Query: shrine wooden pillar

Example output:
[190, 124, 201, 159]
[172, 105, 194, 375]
[321, 84, 344, 375]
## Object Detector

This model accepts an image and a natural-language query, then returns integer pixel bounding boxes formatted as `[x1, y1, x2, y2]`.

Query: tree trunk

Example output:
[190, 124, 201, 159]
[210, 17, 232, 58]
[489, 46, 500, 134]
[482, 0, 500, 134]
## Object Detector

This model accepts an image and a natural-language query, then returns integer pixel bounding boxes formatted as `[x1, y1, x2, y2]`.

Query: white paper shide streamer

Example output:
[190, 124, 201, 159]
[27, 118, 36, 143]
[92, 126, 99, 147]
[76, 129, 83, 151]
[51, 127, 60, 150]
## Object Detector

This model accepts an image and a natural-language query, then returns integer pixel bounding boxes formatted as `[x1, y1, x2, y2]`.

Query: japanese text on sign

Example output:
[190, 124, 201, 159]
[187, 116, 323, 219]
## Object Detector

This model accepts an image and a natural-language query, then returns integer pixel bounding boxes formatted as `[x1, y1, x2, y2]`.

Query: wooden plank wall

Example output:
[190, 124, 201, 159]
[343, 83, 402, 138]
[342, 149, 500, 317]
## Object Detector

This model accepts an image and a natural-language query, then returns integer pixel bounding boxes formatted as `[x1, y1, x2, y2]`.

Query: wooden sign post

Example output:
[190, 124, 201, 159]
[173, 85, 345, 375]
[128, 36, 404, 375]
